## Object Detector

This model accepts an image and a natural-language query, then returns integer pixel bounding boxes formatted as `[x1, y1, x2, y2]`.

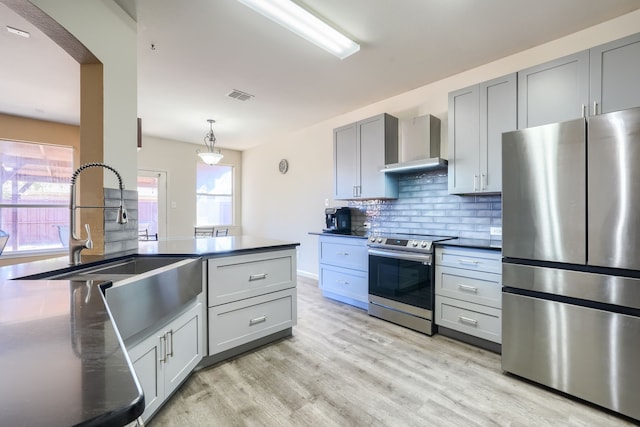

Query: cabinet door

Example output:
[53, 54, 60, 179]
[358, 114, 398, 199]
[165, 303, 203, 394]
[127, 333, 165, 422]
[590, 33, 640, 115]
[518, 50, 589, 128]
[479, 73, 517, 193]
[334, 123, 358, 199]
[448, 85, 480, 194]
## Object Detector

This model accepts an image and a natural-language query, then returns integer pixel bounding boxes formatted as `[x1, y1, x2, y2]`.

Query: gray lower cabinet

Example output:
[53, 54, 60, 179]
[434, 246, 502, 345]
[318, 235, 368, 309]
[127, 301, 205, 423]
[448, 73, 516, 194]
[334, 113, 398, 200]
[207, 249, 297, 355]
[519, 32, 640, 128]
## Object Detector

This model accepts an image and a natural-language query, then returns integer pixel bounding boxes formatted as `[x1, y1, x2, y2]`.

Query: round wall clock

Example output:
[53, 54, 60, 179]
[278, 159, 289, 174]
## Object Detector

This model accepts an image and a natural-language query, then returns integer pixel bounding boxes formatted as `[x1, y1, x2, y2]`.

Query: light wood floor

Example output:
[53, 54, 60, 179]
[150, 276, 636, 426]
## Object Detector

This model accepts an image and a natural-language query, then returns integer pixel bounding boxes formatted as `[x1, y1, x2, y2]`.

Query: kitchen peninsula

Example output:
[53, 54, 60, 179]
[0, 236, 299, 426]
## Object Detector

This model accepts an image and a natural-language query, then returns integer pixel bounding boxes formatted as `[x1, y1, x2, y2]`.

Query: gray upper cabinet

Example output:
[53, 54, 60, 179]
[518, 51, 589, 129]
[590, 33, 640, 115]
[333, 113, 398, 200]
[519, 32, 640, 128]
[448, 73, 517, 194]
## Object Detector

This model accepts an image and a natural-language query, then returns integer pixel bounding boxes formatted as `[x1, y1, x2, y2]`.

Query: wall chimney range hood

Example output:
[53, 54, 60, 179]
[381, 114, 447, 174]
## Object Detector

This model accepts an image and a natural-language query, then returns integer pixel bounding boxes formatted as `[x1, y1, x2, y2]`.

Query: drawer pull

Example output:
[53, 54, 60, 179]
[249, 273, 268, 281]
[249, 315, 268, 326]
[336, 280, 350, 285]
[457, 258, 480, 266]
[159, 335, 167, 363]
[458, 316, 478, 326]
[336, 252, 349, 256]
[458, 284, 478, 293]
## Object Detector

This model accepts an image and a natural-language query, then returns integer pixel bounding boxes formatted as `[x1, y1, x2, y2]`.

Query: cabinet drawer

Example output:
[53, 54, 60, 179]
[208, 250, 295, 306]
[320, 265, 368, 304]
[436, 246, 501, 273]
[319, 238, 368, 271]
[208, 289, 296, 355]
[435, 295, 501, 344]
[436, 265, 502, 308]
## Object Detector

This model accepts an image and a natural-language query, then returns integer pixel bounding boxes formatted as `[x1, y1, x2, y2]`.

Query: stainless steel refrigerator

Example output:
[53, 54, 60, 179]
[501, 107, 640, 421]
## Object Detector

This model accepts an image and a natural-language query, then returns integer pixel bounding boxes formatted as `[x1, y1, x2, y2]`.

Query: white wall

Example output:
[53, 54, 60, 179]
[30, 0, 138, 189]
[242, 10, 640, 278]
[137, 135, 242, 238]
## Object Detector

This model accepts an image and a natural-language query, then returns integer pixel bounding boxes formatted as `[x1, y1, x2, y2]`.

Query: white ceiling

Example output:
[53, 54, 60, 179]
[2, 0, 640, 151]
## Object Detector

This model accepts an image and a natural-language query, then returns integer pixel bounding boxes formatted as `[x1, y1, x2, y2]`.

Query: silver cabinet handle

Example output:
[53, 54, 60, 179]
[249, 273, 267, 281]
[159, 334, 167, 363]
[481, 174, 486, 190]
[458, 316, 478, 326]
[593, 100, 598, 115]
[336, 280, 349, 285]
[336, 252, 349, 256]
[581, 103, 586, 118]
[473, 175, 478, 191]
[457, 258, 480, 266]
[167, 329, 174, 358]
[458, 284, 478, 293]
[249, 315, 267, 326]
[135, 416, 145, 427]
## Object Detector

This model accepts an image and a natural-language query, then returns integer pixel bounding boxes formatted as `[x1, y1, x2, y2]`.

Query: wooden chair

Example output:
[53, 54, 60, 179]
[195, 226, 215, 238]
[215, 228, 229, 237]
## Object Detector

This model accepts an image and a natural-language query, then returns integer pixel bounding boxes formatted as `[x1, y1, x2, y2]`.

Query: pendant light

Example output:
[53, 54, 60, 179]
[197, 119, 224, 165]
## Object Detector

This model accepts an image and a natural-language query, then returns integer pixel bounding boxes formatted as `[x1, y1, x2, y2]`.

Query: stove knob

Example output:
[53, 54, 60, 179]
[421, 241, 428, 248]
[377, 237, 383, 243]
[369, 237, 376, 243]
[411, 240, 418, 247]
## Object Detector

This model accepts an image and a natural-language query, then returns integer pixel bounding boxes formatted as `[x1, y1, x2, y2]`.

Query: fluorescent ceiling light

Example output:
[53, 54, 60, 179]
[237, 0, 360, 59]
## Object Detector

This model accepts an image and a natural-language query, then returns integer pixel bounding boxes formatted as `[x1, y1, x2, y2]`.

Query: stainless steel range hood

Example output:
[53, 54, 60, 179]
[381, 157, 448, 174]
[380, 114, 447, 174]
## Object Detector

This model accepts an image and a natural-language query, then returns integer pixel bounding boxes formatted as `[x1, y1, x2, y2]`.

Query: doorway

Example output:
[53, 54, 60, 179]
[137, 170, 167, 239]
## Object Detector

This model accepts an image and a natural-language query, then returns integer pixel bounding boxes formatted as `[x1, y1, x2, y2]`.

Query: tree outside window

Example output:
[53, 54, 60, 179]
[196, 163, 233, 226]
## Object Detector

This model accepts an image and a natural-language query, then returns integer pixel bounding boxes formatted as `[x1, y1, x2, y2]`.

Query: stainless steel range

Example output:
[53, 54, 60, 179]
[367, 233, 455, 335]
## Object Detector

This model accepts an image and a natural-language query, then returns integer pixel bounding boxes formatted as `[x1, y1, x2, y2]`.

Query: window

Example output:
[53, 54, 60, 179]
[137, 173, 159, 237]
[196, 163, 233, 226]
[0, 140, 73, 253]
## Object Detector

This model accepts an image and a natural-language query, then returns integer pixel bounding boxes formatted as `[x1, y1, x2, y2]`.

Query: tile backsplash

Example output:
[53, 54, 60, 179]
[349, 169, 502, 240]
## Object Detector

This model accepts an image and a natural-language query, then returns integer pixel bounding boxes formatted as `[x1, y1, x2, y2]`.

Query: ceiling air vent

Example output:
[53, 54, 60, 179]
[227, 89, 254, 101]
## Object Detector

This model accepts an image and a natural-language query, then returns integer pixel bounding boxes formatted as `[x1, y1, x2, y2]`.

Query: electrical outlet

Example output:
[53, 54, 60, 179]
[363, 222, 371, 229]
[324, 198, 329, 207]
[490, 227, 502, 236]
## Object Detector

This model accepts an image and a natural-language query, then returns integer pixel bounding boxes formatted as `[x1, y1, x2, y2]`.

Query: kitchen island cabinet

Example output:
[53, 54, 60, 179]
[207, 249, 297, 358]
[334, 113, 399, 200]
[0, 235, 299, 427]
[127, 301, 204, 422]
[448, 73, 516, 194]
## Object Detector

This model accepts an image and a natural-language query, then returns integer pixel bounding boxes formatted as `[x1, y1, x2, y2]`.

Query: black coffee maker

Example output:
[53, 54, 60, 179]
[323, 207, 351, 234]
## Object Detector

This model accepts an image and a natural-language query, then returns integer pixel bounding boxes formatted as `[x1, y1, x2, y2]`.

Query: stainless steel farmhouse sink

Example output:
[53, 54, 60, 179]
[18, 256, 203, 342]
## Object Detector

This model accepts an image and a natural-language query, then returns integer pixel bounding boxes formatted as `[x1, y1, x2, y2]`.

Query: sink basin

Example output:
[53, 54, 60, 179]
[18, 256, 203, 343]
[23, 256, 188, 280]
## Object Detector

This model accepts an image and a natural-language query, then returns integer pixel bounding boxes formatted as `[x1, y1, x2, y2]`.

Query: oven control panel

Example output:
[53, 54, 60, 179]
[368, 236, 433, 251]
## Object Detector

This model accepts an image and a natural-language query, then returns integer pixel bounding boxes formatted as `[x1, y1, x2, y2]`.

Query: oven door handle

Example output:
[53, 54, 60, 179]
[368, 248, 432, 264]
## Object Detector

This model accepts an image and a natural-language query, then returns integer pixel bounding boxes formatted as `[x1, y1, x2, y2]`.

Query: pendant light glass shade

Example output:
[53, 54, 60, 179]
[197, 119, 224, 165]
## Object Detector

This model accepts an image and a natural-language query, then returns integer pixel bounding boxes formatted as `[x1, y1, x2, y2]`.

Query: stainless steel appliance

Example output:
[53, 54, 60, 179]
[367, 233, 455, 335]
[323, 207, 351, 234]
[501, 107, 640, 421]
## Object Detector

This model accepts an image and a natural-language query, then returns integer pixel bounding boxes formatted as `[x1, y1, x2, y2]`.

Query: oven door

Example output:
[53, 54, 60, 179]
[368, 248, 433, 310]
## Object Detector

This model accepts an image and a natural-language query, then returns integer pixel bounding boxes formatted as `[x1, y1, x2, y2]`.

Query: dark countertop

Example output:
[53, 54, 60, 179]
[310, 231, 501, 251]
[0, 279, 144, 427]
[308, 231, 369, 239]
[0, 235, 299, 426]
[436, 238, 502, 251]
